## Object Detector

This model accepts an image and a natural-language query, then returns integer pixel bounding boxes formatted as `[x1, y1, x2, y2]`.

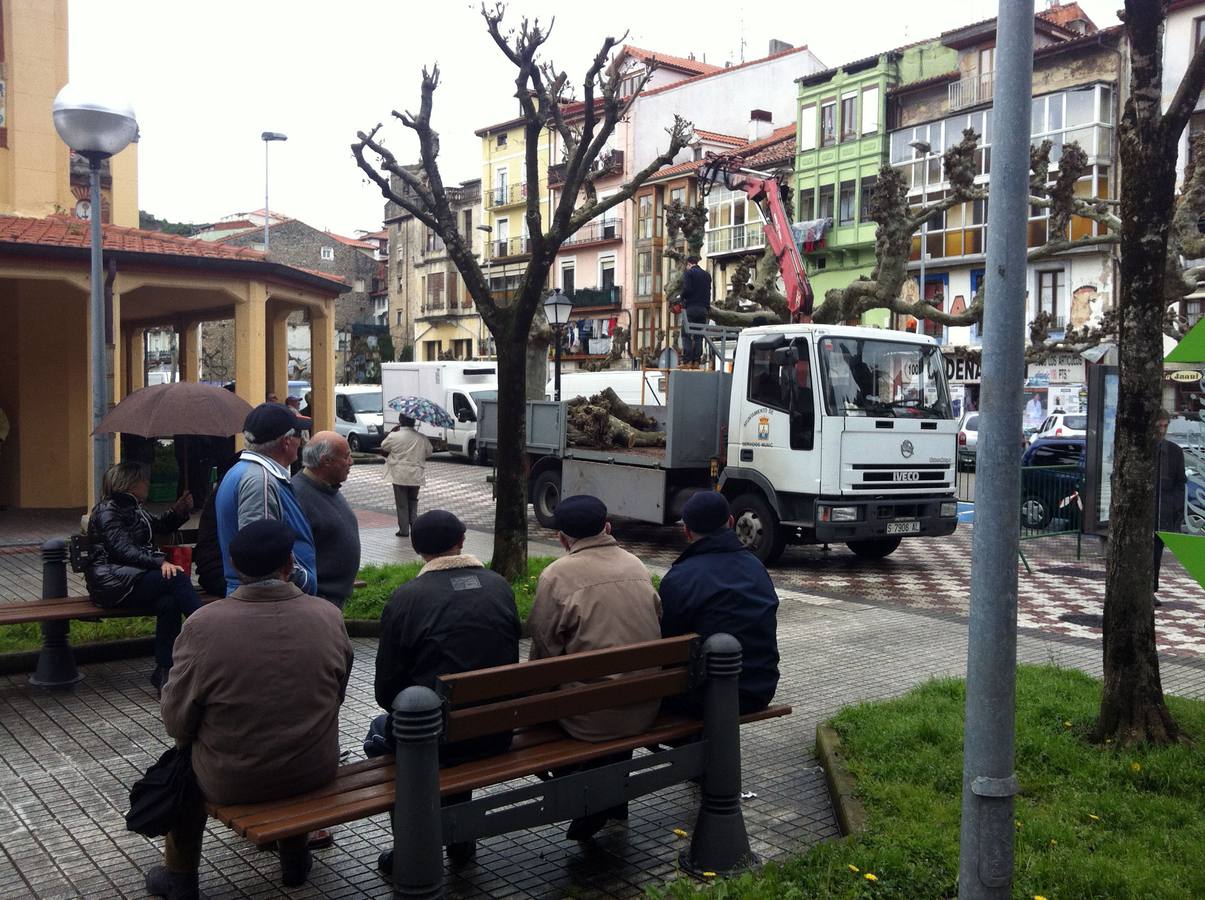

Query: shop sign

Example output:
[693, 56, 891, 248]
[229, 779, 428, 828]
[1165, 369, 1203, 383]
[1026, 353, 1085, 386]
[944, 354, 981, 383]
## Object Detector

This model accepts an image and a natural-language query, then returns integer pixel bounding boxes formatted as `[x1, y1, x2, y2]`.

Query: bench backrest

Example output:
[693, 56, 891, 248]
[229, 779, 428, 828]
[436, 634, 701, 743]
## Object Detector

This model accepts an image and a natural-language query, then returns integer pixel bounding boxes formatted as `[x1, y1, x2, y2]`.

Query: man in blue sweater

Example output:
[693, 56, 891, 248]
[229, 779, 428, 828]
[215, 403, 317, 596]
[678, 255, 712, 369]
[659, 491, 780, 714]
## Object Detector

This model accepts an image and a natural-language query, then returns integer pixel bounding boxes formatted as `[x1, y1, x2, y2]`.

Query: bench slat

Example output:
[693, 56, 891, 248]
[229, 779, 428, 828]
[0, 593, 220, 626]
[214, 705, 792, 845]
[444, 669, 690, 743]
[437, 634, 698, 706]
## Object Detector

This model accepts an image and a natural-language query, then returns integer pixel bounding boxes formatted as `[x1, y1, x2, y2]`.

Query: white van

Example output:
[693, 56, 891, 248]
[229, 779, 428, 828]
[381, 362, 497, 463]
[549, 369, 667, 406]
[334, 384, 385, 451]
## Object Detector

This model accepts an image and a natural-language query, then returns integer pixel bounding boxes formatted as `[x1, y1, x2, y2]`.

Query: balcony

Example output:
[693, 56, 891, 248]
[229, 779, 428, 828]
[548, 150, 625, 188]
[948, 72, 993, 111]
[485, 182, 527, 209]
[705, 224, 765, 256]
[487, 236, 531, 259]
[569, 286, 622, 309]
[562, 219, 623, 247]
[418, 297, 475, 320]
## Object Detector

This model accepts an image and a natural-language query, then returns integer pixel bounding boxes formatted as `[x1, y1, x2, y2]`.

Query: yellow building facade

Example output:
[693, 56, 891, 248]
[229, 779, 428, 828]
[0, 0, 343, 509]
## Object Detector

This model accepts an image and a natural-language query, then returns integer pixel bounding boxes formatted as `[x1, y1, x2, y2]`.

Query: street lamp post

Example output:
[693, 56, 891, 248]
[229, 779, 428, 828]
[543, 288, 573, 402]
[261, 131, 288, 253]
[53, 84, 139, 502]
[909, 139, 932, 335]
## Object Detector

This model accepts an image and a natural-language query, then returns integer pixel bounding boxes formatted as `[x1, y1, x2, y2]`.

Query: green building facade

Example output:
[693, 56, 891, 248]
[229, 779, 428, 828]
[794, 42, 956, 326]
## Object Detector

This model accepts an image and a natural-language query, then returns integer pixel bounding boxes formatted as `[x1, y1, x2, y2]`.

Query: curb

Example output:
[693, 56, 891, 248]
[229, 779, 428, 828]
[0, 619, 385, 676]
[815, 723, 868, 836]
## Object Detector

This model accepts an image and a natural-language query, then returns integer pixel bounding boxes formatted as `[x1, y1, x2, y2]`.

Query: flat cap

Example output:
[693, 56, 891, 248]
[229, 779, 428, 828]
[682, 491, 731, 535]
[411, 510, 466, 555]
[229, 519, 296, 577]
[554, 495, 608, 539]
[243, 402, 304, 443]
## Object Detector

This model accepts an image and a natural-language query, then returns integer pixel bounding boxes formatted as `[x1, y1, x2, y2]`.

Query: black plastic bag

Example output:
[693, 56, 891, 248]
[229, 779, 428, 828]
[125, 745, 200, 837]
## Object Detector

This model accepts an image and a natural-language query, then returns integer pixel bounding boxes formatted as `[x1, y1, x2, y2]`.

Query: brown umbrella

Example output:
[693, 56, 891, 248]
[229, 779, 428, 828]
[94, 382, 253, 438]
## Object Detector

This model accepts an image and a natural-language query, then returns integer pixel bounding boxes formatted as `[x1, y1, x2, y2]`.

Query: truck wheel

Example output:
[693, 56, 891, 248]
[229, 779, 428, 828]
[532, 470, 562, 529]
[846, 537, 902, 559]
[348, 433, 362, 453]
[731, 493, 786, 564]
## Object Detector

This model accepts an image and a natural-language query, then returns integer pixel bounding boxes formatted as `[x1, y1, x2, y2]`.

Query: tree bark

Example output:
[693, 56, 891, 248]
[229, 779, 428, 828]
[490, 325, 530, 582]
[1095, 0, 1191, 746]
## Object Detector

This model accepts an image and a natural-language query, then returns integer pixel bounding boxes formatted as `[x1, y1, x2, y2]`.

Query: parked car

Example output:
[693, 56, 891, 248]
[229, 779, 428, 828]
[957, 412, 979, 471]
[1029, 412, 1087, 445]
[1020, 437, 1085, 530]
[334, 385, 385, 452]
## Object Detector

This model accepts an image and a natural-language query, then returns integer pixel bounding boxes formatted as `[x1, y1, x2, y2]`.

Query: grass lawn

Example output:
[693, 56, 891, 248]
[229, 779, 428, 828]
[652, 665, 1205, 900]
[0, 556, 653, 654]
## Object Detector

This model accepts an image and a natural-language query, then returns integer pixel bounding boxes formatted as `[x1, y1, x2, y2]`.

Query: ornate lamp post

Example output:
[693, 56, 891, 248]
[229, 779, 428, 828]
[543, 288, 573, 401]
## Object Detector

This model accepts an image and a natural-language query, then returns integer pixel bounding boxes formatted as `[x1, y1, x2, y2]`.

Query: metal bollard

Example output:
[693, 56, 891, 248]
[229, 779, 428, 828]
[29, 539, 83, 689]
[681, 632, 758, 877]
[391, 686, 445, 899]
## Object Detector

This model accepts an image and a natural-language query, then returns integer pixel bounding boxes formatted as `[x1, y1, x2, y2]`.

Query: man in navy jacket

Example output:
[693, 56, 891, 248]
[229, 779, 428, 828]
[659, 491, 780, 713]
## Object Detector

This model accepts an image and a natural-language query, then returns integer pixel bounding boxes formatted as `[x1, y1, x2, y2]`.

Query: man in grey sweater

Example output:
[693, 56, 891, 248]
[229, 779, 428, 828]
[292, 431, 361, 608]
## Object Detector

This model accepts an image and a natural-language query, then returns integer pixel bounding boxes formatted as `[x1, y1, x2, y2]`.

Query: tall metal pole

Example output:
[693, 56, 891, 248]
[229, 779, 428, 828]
[918, 169, 927, 334]
[263, 140, 271, 254]
[553, 325, 563, 402]
[89, 158, 110, 502]
[958, 2, 1033, 898]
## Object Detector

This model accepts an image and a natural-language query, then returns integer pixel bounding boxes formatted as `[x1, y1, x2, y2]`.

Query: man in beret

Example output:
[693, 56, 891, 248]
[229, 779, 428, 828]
[214, 403, 317, 596]
[370, 509, 520, 875]
[659, 491, 780, 715]
[528, 495, 662, 840]
[148, 520, 353, 896]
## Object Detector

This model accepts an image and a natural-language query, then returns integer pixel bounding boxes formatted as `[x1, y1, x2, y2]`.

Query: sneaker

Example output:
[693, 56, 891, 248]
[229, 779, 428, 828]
[145, 865, 200, 900]
[377, 848, 393, 878]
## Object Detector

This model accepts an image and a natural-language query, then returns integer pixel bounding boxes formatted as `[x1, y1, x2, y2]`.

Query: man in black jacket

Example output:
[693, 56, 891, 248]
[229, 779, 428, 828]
[1154, 409, 1187, 603]
[369, 509, 520, 874]
[679, 255, 712, 368]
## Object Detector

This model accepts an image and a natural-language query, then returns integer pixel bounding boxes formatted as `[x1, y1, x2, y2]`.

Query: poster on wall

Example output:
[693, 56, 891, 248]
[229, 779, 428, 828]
[1083, 365, 1118, 533]
[1023, 387, 1048, 431]
[949, 383, 966, 420]
[1048, 384, 1087, 415]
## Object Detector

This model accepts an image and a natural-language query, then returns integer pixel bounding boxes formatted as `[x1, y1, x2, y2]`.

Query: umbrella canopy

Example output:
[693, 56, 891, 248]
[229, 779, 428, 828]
[387, 395, 455, 429]
[95, 382, 253, 438]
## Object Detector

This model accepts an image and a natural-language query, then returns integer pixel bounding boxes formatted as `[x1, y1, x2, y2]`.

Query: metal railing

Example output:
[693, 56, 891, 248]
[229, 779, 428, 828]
[569, 286, 621, 307]
[705, 224, 765, 255]
[948, 72, 994, 110]
[562, 219, 623, 247]
[485, 183, 528, 209]
[487, 236, 531, 258]
[548, 150, 625, 187]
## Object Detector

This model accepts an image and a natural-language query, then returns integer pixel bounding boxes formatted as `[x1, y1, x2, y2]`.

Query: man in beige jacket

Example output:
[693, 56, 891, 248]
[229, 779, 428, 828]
[380, 416, 433, 537]
[527, 494, 662, 840]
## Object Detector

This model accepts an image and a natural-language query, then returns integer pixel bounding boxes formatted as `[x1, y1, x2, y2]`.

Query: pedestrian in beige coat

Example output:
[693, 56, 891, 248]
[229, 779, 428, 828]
[527, 494, 662, 842]
[380, 416, 433, 537]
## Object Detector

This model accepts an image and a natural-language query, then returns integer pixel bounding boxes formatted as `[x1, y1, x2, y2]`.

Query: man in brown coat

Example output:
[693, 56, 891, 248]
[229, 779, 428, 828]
[145, 519, 353, 899]
[528, 494, 662, 840]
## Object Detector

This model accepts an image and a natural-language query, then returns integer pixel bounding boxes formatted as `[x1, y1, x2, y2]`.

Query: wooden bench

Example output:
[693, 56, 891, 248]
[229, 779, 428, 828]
[3, 538, 367, 688]
[212, 633, 791, 894]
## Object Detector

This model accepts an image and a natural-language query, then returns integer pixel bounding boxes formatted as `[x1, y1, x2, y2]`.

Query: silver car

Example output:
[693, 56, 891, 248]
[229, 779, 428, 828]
[957, 412, 979, 471]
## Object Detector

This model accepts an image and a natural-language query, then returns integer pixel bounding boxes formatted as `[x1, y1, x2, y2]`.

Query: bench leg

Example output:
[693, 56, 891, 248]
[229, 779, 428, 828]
[29, 540, 82, 689]
[682, 632, 757, 877]
[392, 686, 445, 899]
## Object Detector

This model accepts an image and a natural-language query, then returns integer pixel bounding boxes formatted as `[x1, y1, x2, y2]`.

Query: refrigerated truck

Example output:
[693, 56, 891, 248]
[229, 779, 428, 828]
[479, 324, 960, 562]
[380, 362, 497, 463]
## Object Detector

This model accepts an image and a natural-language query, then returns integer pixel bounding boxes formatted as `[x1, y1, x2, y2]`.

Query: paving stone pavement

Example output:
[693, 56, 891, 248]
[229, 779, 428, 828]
[3, 583, 1204, 900]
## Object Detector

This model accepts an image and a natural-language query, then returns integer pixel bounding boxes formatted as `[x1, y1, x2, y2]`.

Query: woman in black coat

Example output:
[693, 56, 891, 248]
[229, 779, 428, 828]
[85, 461, 203, 691]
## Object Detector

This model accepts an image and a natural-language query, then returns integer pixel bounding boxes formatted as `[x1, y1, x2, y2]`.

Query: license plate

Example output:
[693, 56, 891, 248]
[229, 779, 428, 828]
[886, 520, 921, 535]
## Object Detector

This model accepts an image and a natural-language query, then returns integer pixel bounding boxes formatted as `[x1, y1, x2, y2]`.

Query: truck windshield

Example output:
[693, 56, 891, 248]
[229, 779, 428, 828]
[470, 390, 498, 407]
[818, 337, 952, 419]
[348, 393, 383, 414]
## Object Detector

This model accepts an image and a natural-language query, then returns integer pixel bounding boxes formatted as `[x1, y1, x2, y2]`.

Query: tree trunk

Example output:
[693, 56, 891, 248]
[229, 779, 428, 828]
[490, 328, 530, 582]
[526, 305, 552, 401]
[1096, 9, 1180, 745]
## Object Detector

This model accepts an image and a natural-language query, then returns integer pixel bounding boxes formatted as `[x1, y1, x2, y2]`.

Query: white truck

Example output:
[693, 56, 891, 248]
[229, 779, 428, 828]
[380, 362, 498, 463]
[480, 324, 959, 562]
[550, 369, 668, 406]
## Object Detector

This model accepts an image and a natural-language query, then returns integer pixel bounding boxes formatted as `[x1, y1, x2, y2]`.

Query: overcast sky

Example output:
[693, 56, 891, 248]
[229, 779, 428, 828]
[68, 0, 1122, 236]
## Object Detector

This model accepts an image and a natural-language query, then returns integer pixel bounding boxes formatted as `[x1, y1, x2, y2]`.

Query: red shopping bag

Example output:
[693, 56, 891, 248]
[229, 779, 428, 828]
[163, 546, 193, 574]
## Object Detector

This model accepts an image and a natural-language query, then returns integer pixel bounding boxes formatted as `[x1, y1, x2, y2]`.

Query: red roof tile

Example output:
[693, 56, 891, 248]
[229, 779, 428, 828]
[329, 232, 377, 249]
[640, 44, 814, 99]
[0, 215, 346, 290]
[1037, 2, 1097, 32]
[620, 45, 723, 76]
[695, 129, 747, 146]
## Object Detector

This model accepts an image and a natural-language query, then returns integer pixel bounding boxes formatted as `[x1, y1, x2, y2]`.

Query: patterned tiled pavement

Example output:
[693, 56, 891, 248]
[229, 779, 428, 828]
[1, 458, 1204, 897]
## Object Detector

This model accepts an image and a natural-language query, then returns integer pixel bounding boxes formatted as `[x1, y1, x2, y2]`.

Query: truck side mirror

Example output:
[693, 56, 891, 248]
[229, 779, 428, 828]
[772, 347, 799, 367]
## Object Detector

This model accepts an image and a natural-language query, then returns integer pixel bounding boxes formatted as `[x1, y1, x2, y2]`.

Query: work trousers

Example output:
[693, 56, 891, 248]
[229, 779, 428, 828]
[680, 306, 709, 364]
[164, 787, 306, 874]
[392, 485, 420, 536]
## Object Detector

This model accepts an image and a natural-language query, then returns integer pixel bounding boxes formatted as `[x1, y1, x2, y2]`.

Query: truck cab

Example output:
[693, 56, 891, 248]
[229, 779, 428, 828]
[720, 325, 959, 560]
[380, 362, 497, 463]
